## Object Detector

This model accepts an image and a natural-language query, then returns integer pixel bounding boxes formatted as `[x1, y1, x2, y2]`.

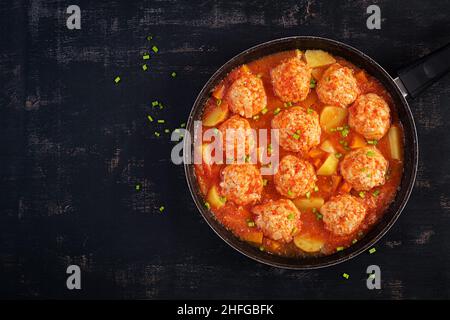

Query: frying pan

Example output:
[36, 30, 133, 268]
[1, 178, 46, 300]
[184, 36, 450, 269]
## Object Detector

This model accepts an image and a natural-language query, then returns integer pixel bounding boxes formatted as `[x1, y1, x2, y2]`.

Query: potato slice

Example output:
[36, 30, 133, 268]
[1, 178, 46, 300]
[305, 50, 336, 68]
[317, 153, 339, 175]
[350, 134, 367, 149]
[294, 234, 324, 253]
[320, 106, 348, 132]
[320, 139, 336, 153]
[388, 126, 402, 160]
[207, 185, 226, 209]
[293, 197, 324, 210]
[242, 231, 263, 244]
[203, 104, 229, 127]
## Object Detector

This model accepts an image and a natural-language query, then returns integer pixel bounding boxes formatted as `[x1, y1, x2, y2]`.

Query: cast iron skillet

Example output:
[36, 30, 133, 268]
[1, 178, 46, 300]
[184, 36, 450, 269]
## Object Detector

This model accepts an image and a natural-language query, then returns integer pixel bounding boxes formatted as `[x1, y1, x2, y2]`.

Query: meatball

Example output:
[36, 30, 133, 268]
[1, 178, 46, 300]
[270, 57, 311, 103]
[218, 115, 256, 160]
[252, 199, 301, 243]
[340, 147, 388, 191]
[316, 63, 359, 107]
[348, 93, 391, 140]
[320, 194, 367, 236]
[271, 107, 321, 153]
[219, 164, 263, 206]
[274, 155, 317, 198]
[226, 73, 267, 118]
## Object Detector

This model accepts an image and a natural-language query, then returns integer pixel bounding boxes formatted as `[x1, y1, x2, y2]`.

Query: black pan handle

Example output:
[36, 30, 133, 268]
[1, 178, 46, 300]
[396, 43, 450, 98]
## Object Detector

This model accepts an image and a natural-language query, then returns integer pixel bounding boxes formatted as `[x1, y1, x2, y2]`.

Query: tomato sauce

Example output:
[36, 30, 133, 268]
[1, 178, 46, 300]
[194, 50, 404, 257]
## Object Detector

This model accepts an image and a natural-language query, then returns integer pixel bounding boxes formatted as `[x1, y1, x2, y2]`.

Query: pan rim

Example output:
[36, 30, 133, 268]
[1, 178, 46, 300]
[183, 36, 418, 270]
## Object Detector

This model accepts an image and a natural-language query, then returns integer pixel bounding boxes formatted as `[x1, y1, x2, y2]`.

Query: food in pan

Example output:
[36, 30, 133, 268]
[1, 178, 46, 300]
[194, 49, 404, 257]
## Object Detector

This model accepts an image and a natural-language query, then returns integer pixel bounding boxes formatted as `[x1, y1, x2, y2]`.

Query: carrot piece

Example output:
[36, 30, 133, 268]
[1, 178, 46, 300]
[212, 84, 226, 100]
[331, 175, 342, 192]
[308, 148, 324, 158]
[313, 158, 322, 169]
[350, 134, 367, 149]
[243, 231, 263, 244]
[339, 181, 352, 194]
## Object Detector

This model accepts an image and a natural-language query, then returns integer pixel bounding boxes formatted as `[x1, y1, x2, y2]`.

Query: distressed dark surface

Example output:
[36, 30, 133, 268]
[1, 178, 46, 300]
[0, 0, 449, 299]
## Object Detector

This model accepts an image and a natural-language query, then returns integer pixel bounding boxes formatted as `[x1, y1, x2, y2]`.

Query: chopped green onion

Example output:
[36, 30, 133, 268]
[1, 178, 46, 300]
[152, 101, 159, 107]
[292, 133, 300, 140]
[204, 202, 210, 210]
[284, 101, 293, 108]
[307, 107, 314, 114]
[180, 123, 186, 128]
[369, 247, 376, 254]
[342, 273, 349, 279]
[154, 131, 160, 137]
[352, 239, 358, 244]
[291, 226, 298, 235]
[336, 126, 344, 131]
[341, 127, 350, 137]
[142, 64, 148, 71]
[159, 206, 165, 212]
[157, 119, 165, 124]
[367, 139, 378, 145]
[171, 72, 177, 78]
[315, 212, 323, 220]
[262, 179, 268, 186]
[147, 115, 154, 122]
[247, 220, 255, 227]
[273, 107, 281, 115]
[135, 184, 141, 191]
[261, 108, 268, 115]
[287, 213, 295, 220]
[310, 79, 316, 88]
[114, 76, 121, 83]
[335, 153, 343, 159]
[147, 35, 153, 41]
[306, 191, 311, 199]
[143, 54, 150, 60]
[164, 129, 170, 133]
[219, 196, 227, 203]
[245, 155, 251, 163]
[314, 186, 319, 192]
[259, 246, 265, 251]
[287, 190, 294, 197]
[373, 189, 380, 197]
[366, 150, 375, 157]
[359, 191, 366, 198]
[152, 45, 159, 53]
[336, 246, 344, 252]
[216, 99, 222, 106]
[213, 128, 219, 134]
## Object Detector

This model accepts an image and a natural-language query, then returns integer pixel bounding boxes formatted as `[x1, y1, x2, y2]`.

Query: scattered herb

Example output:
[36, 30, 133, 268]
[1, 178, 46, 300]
[273, 107, 281, 115]
[306, 191, 311, 199]
[367, 139, 378, 145]
[369, 247, 376, 254]
[114, 76, 121, 83]
[152, 101, 159, 107]
[292, 133, 300, 140]
[171, 72, 177, 78]
[259, 246, 265, 251]
[262, 179, 268, 186]
[152, 45, 159, 53]
[204, 202, 211, 209]
[307, 107, 314, 114]
[343, 273, 350, 279]
[147, 115, 154, 122]
[247, 220, 255, 227]
[314, 186, 319, 192]
[135, 184, 141, 191]
[216, 99, 222, 106]
[147, 35, 153, 41]
[159, 206, 165, 212]
[335, 153, 343, 159]
[352, 239, 358, 244]
[310, 79, 316, 88]
[336, 246, 344, 252]
[143, 54, 150, 60]
[157, 119, 165, 124]
[373, 189, 381, 197]
[284, 101, 293, 108]
[180, 123, 186, 128]
[154, 131, 160, 137]
[315, 212, 323, 220]
[287, 213, 295, 220]
[366, 150, 375, 157]
[261, 108, 268, 115]
[164, 129, 170, 133]
[359, 191, 366, 198]
[142, 64, 148, 71]
[288, 190, 294, 197]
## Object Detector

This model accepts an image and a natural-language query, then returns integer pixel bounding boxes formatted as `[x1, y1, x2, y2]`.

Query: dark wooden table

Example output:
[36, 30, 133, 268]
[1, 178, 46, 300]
[1, 0, 449, 299]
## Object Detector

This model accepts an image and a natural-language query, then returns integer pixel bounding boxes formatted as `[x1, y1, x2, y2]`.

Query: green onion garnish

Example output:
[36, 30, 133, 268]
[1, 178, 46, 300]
[247, 221, 255, 227]
[143, 54, 150, 60]
[366, 150, 375, 157]
[306, 191, 311, 199]
[310, 79, 316, 88]
[262, 179, 268, 186]
[154, 131, 160, 137]
[341, 126, 350, 137]
[367, 139, 378, 145]
[373, 189, 380, 197]
[147, 115, 153, 122]
[180, 123, 186, 128]
[171, 72, 177, 78]
[273, 107, 281, 115]
[335, 153, 343, 159]
[135, 184, 141, 191]
[314, 186, 319, 192]
[114, 76, 121, 83]
[142, 64, 148, 71]
[287, 213, 295, 220]
[307, 107, 314, 114]
[204, 202, 210, 209]
[164, 129, 170, 133]
[359, 191, 365, 198]
[259, 246, 265, 251]
[152, 45, 159, 53]
[152, 101, 159, 107]
[292, 133, 300, 140]
[336, 246, 344, 252]
[342, 273, 349, 279]
[352, 239, 358, 244]
[261, 108, 268, 115]
[369, 247, 376, 254]
[216, 99, 222, 106]
[159, 206, 165, 212]
[157, 119, 165, 124]
[315, 212, 323, 220]
[147, 35, 153, 41]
